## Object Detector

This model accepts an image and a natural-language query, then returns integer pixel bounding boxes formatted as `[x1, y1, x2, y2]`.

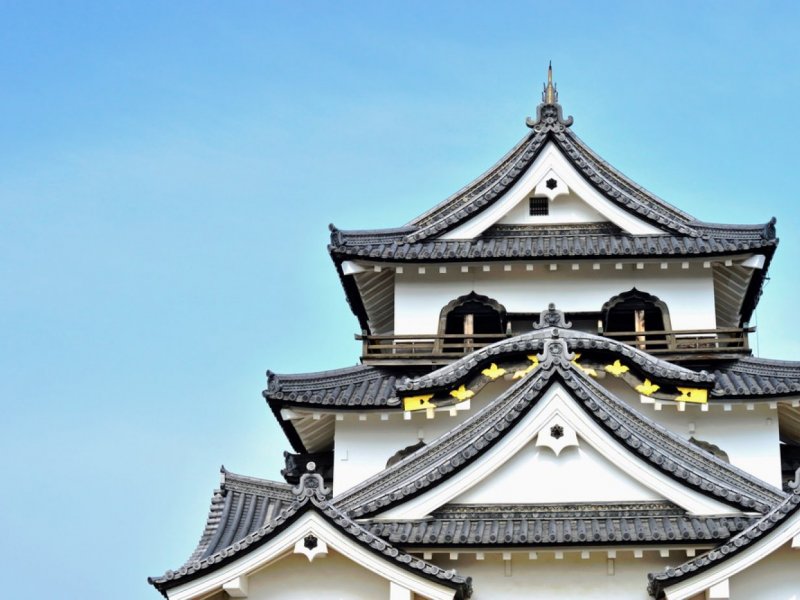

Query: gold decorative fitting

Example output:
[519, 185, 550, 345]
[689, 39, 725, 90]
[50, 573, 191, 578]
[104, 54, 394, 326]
[403, 394, 435, 412]
[481, 363, 507, 380]
[450, 385, 475, 402]
[481, 363, 506, 380]
[513, 355, 540, 379]
[675, 387, 708, 404]
[571, 353, 597, 377]
[604, 360, 630, 377]
[636, 379, 660, 396]
[543, 61, 557, 105]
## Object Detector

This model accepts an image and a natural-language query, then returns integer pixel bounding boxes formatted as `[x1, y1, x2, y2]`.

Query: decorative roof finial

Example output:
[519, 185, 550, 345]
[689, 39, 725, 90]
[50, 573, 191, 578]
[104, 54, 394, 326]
[543, 61, 557, 105]
[526, 62, 573, 132]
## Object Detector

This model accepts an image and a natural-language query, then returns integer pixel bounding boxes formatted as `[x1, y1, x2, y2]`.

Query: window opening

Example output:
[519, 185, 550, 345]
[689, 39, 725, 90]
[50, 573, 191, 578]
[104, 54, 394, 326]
[438, 293, 507, 354]
[602, 289, 671, 352]
[529, 196, 549, 216]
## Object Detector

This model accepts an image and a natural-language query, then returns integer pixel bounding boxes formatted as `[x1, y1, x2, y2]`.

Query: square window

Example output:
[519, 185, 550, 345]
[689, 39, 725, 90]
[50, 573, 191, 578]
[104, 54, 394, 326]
[529, 197, 549, 216]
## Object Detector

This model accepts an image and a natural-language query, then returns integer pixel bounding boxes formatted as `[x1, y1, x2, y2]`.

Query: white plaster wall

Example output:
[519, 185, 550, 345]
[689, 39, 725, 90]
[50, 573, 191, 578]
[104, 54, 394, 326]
[246, 550, 390, 600]
[452, 436, 661, 504]
[333, 381, 510, 496]
[729, 542, 800, 599]
[394, 264, 716, 335]
[600, 377, 783, 488]
[497, 189, 606, 225]
[432, 552, 675, 600]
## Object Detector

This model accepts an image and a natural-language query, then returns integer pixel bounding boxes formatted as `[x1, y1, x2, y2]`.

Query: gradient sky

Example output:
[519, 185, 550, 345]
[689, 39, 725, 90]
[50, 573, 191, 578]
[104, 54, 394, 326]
[2, 2, 800, 598]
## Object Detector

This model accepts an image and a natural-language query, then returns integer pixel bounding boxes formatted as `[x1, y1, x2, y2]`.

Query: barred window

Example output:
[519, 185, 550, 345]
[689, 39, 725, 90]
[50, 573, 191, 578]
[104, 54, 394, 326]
[529, 197, 549, 216]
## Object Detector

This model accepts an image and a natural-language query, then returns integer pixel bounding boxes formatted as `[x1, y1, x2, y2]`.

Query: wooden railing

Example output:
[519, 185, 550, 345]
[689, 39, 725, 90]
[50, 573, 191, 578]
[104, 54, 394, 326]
[602, 327, 754, 356]
[358, 327, 754, 363]
[357, 333, 511, 362]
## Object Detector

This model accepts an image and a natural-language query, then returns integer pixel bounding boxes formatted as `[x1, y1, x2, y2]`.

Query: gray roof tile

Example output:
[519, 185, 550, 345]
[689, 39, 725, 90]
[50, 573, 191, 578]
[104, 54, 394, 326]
[265, 364, 401, 408]
[265, 348, 800, 413]
[334, 338, 785, 517]
[149, 471, 472, 598]
[648, 471, 800, 598]
[367, 502, 755, 546]
[712, 357, 800, 398]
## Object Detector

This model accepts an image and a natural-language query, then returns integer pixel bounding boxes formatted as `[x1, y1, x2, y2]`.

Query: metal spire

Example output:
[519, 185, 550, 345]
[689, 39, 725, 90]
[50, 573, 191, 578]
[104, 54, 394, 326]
[543, 61, 558, 105]
[526, 61, 572, 131]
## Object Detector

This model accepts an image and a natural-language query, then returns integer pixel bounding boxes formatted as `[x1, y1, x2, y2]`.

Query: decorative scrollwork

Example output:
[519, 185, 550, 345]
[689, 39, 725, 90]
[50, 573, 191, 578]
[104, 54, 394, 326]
[526, 103, 574, 133]
[533, 303, 572, 330]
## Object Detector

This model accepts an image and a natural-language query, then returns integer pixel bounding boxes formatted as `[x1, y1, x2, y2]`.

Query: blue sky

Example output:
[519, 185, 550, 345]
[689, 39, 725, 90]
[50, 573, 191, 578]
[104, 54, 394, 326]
[1, 1, 799, 598]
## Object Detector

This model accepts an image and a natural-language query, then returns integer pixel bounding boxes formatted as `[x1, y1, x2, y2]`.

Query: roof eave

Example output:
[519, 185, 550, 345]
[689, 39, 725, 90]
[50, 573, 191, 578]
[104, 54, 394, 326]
[329, 244, 373, 334]
[738, 238, 778, 326]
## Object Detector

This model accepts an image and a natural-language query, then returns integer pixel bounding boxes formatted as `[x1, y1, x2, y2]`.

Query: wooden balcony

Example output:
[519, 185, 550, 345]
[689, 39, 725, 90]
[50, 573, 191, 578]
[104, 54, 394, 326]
[357, 327, 754, 365]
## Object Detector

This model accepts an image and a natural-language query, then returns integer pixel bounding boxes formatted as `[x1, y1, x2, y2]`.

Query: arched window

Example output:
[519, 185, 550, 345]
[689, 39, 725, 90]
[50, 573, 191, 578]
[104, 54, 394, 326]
[602, 289, 672, 351]
[437, 292, 507, 353]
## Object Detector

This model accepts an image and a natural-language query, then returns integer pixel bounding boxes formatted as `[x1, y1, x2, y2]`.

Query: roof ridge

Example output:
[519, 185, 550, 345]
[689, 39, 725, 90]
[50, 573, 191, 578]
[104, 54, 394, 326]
[221, 468, 294, 496]
[408, 132, 537, 231]
[398, 326, 712, 393]
[558, 129, 695, 229]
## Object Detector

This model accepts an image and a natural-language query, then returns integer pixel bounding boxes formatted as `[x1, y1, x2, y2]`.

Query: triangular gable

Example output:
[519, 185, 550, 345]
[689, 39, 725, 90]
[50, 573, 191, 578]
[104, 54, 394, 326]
[149, 472, 471, 600]
[441, 142, 665, 239]
[380, 381, 732, 519]
[335, 334, 785, 520]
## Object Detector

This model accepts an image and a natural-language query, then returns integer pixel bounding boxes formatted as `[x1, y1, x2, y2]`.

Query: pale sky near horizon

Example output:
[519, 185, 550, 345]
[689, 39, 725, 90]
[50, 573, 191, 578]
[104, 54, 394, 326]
[2, 2, 800, 598]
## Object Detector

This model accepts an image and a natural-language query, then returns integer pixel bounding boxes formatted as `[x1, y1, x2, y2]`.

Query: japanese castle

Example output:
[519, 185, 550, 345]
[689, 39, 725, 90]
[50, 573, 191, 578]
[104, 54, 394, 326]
[149, 67, 800, 599]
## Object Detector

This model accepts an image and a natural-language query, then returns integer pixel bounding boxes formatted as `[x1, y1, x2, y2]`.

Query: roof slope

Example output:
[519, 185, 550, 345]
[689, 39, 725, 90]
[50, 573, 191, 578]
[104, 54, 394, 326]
[265, 364, 401, 408]
[149, 470, 472, 598]
[647, 470, 800, 598]
[366, 502, 755, 547]
[328, 99, 777, 254]
[333, 332, 785, 518]
[330, 222, 776, 263]
[183, 469, 294, 566]
[712, 357, 800, 398]
[265, 350, 800, 415]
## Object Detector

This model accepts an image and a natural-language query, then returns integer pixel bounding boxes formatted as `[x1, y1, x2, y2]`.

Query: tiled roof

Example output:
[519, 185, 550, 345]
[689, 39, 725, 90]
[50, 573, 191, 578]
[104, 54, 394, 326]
[183, 469, 294, 566]
[712, 357, 800, 398]
[265, 348, 800, 414]
[328, 116, 778, 255]
[367, 502, 755, 546]
[396, 327, 714, 393]
[396, 126, 700, 241]
[647, 471, 800, 598]
[329, 225, 776, 263]
[334, 337, 785, 518]
[328, 101, 777, 332]
[149, 471, 472, 598]
[265, 364, 401, 408]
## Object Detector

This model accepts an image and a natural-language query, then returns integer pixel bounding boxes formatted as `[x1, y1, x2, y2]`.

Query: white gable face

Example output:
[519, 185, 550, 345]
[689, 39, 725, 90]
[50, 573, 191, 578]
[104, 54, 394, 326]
[165, 512, 458, 600]
[440, 142, 666, 239]
[451, 431, 662, 505]
[375, 383, 739, 520]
